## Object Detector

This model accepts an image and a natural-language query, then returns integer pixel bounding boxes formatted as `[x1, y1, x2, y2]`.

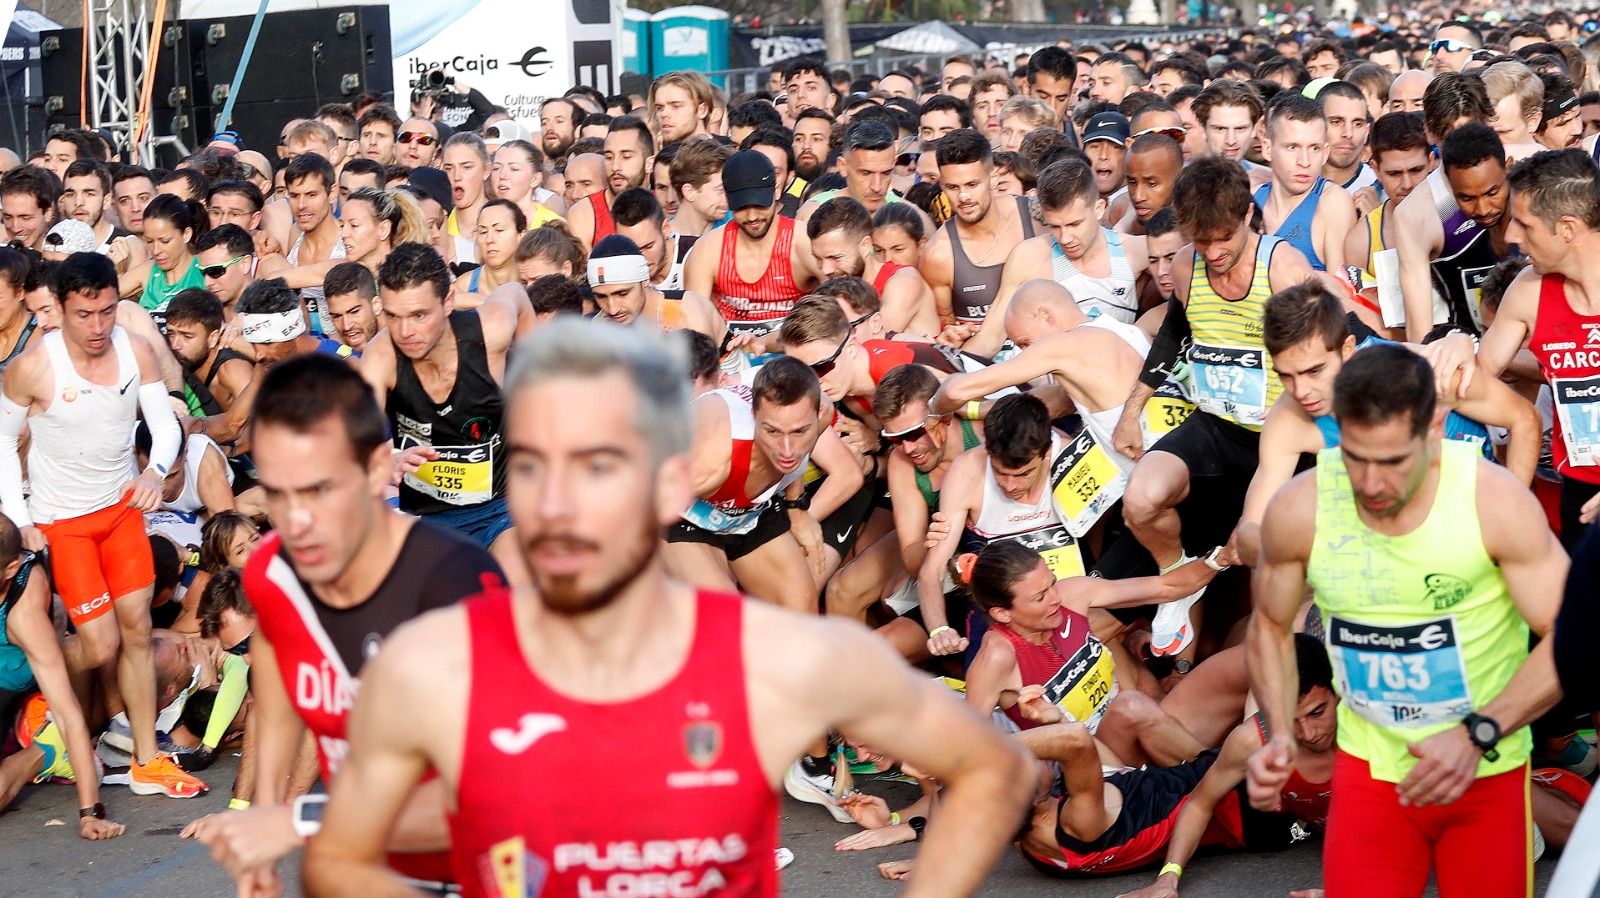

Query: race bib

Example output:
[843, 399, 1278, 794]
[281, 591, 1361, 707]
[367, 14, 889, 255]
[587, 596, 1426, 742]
[1141, 381, 1195, 448]
[1041, 636, 1119, 734]
[403, 442, 495, 506]
[998, 524, 1085, 580]
[1190, 342, 1268, 426]
[1552, 374, 1600, 467]
[1049, 429, 1126, 538]
[681, 498, 767, 535]
[1457, 265, 1495, 330]
[1327, 616, 1472, 729]
[725, 319, 780, 340]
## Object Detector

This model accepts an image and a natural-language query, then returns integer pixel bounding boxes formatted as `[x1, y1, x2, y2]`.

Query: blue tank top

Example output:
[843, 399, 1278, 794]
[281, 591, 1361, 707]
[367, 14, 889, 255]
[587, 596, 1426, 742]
[1315, 338, 1493, 458]
[0, 554, 41, 692]
[1254, 178, 1328, 271]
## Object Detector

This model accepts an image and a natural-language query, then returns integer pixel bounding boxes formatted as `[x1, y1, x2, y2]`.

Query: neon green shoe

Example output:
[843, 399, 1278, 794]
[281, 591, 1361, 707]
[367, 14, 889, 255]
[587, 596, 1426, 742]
[31, 721, 76, 784]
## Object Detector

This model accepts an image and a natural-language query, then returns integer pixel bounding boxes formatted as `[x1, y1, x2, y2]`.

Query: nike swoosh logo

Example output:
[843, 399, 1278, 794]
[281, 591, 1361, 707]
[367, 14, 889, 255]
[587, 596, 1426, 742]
[834, 527, 852, 545]
[120, 377, 136, 395]
[1059, 618, 1072, 640]
[488, 713, 566, 755]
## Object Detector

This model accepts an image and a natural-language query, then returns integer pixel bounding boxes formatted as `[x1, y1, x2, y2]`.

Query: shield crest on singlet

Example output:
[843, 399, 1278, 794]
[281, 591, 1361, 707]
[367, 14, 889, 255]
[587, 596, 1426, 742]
[684, 721, 723, 769]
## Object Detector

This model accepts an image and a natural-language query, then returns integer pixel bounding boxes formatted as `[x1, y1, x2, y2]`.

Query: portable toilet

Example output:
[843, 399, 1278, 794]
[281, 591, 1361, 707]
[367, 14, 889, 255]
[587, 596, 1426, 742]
[624, 7, 652, 77]
[649, 5, 729, 77]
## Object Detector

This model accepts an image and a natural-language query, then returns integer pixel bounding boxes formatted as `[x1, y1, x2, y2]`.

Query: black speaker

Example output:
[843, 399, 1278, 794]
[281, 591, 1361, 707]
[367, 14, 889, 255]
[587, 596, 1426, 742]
[193, 7, 392, 113]
[149, 22, 197, 112]
[194, 99, 306, 155]
[39, 28, 84, 120]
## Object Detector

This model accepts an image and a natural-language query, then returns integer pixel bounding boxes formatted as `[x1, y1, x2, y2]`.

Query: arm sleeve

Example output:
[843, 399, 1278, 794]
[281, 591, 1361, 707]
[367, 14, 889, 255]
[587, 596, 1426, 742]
[460, 88, 496, 133]
[202, 652, 251, 750]
[0, 394, 31, 528]
[1139, 297, 1191, 390]
[1554, 523, 1600, 712]
[137, 381, 182, 475]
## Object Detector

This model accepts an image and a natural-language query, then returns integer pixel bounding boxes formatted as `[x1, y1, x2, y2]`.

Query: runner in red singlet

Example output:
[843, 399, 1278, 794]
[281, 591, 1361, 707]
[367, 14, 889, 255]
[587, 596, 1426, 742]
[1479, 149, 1600, 547]
[181, 356, 503, 895]
[683, 151, 818, 362]
[302, 318, 1033, 898]
[807, 196, 941, 337]
[566, 116, 653, 252]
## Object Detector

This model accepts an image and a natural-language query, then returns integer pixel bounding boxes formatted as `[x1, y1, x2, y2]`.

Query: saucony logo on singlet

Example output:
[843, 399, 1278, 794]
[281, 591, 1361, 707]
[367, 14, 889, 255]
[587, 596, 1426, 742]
[489, 713, 567, 754]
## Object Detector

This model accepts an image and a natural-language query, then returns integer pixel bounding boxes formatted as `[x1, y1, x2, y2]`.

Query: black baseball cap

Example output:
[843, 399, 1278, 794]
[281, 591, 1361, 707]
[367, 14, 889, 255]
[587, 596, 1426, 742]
[1083, 111, 1131, 147]
[407, 166, 453, 213]
[723, 150, 777, 212]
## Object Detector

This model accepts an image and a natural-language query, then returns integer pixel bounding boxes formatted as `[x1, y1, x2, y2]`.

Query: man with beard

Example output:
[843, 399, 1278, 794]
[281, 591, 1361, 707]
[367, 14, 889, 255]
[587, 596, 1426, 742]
[60, 160, 142, 266]
[587, 234, 722, 340]
[921, 129, 1036, 328]
[324, 263, 380, 354]
[569, 116, 654, 252]
[650, 71, 713, 145]
[1318, 80, 1380, 202]
[357, 104, 401, 166]
[611, 188, 694, 295]
[184, 356, 503, 896]
[195, 225, 257, 319]
[1117, 133, 1183, 235]
[683, 152, 817, 360]
[800, 120, 903, 219]
[303, 320, 1032, 898]
[807, 197, 939, 336]
[163, 289, 252, 417]
[360, 243, 519, 558]
[1025, 47, 1078, 132]
[791, 107, 833, 187]
[539, 97, 581, 162]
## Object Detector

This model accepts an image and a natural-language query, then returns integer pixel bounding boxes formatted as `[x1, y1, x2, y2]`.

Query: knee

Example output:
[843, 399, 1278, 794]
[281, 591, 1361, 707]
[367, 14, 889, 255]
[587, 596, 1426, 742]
[116, 609, 152, 648]
[1105, 690, 1160, 730]
[1121, 477, 1164, 525]
[823, 574, 868, 616]
[79, 628, 121, 668]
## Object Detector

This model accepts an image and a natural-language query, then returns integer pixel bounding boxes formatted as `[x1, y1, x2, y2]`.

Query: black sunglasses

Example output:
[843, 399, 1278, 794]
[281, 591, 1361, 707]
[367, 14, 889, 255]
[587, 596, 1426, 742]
[808, 336, 849, 377]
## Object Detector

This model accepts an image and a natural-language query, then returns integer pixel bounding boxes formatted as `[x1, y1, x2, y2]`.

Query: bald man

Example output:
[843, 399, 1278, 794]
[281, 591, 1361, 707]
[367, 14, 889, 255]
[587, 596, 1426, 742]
[1388, 69, 1431, 114]
[927, 279, 1152, 475]
[1118, 134, 1184, 235]
[397, 117, 440, 168]
[562, 153, 606, 209]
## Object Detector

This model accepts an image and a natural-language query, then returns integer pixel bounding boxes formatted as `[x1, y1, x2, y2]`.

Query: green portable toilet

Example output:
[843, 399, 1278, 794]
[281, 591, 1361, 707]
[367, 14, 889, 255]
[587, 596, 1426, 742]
[624, 7, 652, 77]
[649, 5, 729, 77]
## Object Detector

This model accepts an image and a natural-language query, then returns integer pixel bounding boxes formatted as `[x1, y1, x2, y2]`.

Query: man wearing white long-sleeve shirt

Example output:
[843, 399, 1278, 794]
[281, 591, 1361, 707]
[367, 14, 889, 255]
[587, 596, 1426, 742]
[0, 252, 208, 801]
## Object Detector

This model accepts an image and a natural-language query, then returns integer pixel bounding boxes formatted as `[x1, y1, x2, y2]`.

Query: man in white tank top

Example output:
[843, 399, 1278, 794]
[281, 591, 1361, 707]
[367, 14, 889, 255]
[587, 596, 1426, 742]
[963, 158, 1149, 357]
[0, 253, 207, 802]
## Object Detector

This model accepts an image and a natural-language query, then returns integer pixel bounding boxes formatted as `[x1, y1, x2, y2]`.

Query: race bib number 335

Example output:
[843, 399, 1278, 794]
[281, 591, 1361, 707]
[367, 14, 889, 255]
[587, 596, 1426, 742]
[1327, 616, 1472, 729]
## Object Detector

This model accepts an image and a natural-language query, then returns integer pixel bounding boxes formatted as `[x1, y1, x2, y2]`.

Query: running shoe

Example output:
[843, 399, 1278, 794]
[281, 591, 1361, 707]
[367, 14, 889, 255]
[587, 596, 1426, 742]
[12, 692, 48, 749]
[128, 753, 208, 798]
[1149, 565, 1205, 657]
[31, 721, 76, 783]
[99, 713, 184, 758]
[783, 760, 853, 824]
[1535, 736, 1598, 779]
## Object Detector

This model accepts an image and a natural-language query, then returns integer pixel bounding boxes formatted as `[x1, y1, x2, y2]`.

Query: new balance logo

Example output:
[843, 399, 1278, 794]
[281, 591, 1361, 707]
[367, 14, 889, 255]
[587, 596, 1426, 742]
[489, 713, 566, 755]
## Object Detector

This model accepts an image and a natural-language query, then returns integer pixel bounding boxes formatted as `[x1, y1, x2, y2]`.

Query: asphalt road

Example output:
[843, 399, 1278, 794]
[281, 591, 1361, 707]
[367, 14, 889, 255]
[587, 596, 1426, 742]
[0, 753, 1566, 897]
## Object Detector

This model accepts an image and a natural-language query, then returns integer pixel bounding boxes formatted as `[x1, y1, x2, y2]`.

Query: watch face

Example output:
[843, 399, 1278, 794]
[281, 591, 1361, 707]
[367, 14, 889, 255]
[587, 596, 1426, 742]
[1472, 720, 1496, 744]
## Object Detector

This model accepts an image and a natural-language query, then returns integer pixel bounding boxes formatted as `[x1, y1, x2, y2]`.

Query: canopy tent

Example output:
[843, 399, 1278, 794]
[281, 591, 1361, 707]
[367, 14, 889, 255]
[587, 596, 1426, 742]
[871, 20, 981, 56]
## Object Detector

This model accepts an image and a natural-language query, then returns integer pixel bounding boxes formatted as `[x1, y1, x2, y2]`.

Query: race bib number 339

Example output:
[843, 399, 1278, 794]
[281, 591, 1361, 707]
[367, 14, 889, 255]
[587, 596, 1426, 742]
[1328, 616, 1472, 729]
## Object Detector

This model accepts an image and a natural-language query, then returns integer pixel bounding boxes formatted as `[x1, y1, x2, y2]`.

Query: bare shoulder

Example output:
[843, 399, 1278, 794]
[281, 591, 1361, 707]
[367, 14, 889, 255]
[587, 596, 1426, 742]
[1474, 457, 1547, 551]
[740, 601, 895, 698]
[1260, 469, 1317, 557]
[1005, 233, 1051, 266]
[374, 603, 472, 684]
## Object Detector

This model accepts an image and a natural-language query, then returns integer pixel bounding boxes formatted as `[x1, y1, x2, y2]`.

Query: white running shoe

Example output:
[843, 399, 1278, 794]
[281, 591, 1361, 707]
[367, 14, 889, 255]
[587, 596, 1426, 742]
[1150, 581, 1206, 657]
[774, 848, 795, 871]
[783, 760, 854, 824]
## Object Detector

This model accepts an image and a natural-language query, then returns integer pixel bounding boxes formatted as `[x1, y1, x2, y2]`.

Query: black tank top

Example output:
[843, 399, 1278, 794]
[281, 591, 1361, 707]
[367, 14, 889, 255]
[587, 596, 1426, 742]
[0, 316, 36, 377]
[389, 310, 507, 516]
[946, 196, 1035, 323]
[1428, 224, 1500, 336]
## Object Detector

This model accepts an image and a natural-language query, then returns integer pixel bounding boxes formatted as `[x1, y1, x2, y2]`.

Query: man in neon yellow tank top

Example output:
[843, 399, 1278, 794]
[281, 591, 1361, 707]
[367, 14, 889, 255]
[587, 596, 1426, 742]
[1248, 345, 1568, 898]
[1111, 156, 1315, 660]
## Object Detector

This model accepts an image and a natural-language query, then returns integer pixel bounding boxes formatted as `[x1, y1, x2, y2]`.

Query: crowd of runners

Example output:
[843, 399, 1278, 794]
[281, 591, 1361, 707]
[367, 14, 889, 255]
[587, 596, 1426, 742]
[0, 2, 1599, 896]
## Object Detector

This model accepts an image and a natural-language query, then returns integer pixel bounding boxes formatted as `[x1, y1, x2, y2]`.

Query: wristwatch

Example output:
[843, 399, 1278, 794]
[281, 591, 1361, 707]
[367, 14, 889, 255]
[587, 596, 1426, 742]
[907, 816, 927, 841]
[79, 803, 106, 820]
[291, 794, 329, 838]
[1462, 713, 1502, 762]
[778, 493, 811, 512]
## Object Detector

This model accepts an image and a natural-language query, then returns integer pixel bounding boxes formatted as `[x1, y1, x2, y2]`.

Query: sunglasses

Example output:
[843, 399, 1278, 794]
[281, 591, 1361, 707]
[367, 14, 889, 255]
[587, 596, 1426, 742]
[200, 255, 249, 279]
[1132, 124, 1186, 140]
[1430, 38, 1472, 54]
[882, 415, 940, 445]
[398, 131, 438, 146]
[808, 336, 849, 377]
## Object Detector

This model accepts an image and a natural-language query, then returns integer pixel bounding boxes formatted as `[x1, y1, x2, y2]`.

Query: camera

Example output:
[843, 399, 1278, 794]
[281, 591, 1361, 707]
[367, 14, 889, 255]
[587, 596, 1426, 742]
[410, 67, 455, 96]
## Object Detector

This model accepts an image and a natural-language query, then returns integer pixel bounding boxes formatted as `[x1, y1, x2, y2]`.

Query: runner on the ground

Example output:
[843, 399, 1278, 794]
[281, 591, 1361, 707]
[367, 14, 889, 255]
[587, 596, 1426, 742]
[1248, 344, 1567, 898]
[301, 318, 1035, 898]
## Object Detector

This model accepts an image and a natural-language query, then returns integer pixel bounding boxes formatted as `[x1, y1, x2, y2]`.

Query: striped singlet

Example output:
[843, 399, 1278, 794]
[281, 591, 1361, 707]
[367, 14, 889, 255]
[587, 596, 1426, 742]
[713, 217, 805, 336]
[1185, 235, 1284, 431]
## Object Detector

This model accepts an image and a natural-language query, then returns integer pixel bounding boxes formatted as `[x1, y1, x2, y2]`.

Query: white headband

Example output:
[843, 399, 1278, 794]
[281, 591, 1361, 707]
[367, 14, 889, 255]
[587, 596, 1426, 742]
[587, 254, 650, 286]
[240, 310, 307, 344]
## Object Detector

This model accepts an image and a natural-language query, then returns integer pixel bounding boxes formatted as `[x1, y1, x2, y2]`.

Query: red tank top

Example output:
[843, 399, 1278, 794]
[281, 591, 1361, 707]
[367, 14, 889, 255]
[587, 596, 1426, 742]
[871, 260, 907, 296]
[243, 533, 453, 883]
[449, 589, 777, 898]
[588, 192, 616, 244]
[1529, 273, 1600, 484]
[714, 217, 803, 328]
[703, 385, 761, 510]
[1250, 712, 1331, 827]
[992, 608, 1116, 733]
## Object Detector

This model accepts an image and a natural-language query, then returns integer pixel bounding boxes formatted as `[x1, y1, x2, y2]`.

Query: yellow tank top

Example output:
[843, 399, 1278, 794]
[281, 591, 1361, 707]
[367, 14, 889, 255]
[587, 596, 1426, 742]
[1306, 439, 1530, 783]
[1185, 234, 1283, 430]
[1366, 203, 1387, 258]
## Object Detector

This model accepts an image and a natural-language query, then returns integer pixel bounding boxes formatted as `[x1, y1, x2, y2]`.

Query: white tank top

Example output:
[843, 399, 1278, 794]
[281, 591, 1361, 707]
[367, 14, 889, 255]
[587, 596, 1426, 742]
[27, 327, 141, 522]
[288, 230, 349, 335]
[969, 433, 1064, 539]
[1050, 228, 1138, 324]
[1079, 317, 1151, 475]
[167, 433, 232, 515]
